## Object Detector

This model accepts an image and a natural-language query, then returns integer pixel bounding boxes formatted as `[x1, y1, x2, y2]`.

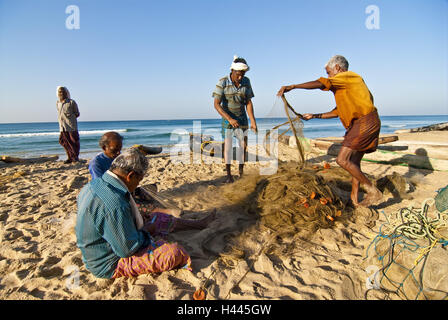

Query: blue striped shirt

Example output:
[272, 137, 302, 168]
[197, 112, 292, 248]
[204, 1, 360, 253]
[212, 75, 254, 118]
[76, 172, 153, 278]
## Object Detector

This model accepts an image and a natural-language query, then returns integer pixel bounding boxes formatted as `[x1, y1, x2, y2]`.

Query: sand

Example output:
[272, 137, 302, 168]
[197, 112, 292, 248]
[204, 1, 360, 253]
[0, 131, 447, 300]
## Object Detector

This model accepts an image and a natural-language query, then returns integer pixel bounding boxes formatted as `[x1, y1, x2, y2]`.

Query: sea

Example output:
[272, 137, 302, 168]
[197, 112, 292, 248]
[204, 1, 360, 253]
[1, 116, 447, 160]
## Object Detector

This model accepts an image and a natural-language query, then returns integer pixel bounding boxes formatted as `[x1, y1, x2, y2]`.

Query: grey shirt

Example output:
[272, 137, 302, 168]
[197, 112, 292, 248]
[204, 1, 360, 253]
[212, 76, 254, 118]
[57, 99, 80, 132]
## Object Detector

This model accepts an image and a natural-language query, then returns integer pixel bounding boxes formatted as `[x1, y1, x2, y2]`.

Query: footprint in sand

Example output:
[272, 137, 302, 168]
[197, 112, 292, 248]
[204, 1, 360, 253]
[35, 256, 64, 278]
[0, 212, 7, 223]
[29, 288, 46, 299]
[3, 228, 24, 241]
[15, 269, 31, 280]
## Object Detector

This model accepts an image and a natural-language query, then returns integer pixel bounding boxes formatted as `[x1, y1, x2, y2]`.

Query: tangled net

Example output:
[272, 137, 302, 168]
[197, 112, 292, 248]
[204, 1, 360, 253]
[198, 162, 356, 299]
[264, 95, 306, 168]
[221, 162, 354, 256]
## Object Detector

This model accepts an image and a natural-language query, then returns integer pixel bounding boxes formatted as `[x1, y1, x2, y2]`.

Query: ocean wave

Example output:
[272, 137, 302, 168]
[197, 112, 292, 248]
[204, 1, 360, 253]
[0, 128, 130, 138]
[382, 124, 407, 128]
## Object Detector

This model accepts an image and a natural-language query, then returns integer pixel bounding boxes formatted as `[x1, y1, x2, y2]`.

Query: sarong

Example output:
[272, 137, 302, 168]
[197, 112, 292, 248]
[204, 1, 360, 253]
[342, 109, 381, 154]
[59, 130, 80, 161]
[111, 240, 192, 278]
[133, 191, 176, 238]
[137, 203, 176, 238]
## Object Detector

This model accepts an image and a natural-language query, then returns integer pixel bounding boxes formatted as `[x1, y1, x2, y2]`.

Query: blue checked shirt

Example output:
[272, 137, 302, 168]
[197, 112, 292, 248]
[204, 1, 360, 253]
[76, 172, 153, 278]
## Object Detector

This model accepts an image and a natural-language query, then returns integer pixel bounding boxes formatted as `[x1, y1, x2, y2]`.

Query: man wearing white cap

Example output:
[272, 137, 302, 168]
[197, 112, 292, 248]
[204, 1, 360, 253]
[212, 56, 257, 183]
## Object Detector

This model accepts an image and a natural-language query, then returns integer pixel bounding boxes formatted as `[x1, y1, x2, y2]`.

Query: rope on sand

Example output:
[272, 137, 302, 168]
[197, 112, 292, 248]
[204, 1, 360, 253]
[364, 198, 448, 300]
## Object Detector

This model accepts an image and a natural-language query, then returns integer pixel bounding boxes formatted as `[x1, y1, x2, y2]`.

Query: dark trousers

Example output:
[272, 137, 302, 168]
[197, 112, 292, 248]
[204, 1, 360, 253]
[59, 131, 80, 161]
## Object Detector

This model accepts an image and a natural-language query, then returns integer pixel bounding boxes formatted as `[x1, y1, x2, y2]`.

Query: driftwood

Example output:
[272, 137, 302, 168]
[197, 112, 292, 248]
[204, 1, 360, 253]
[279, 135, 448, 171]
[0, 155, 59, 164]
[133, 145, 163, 155]
[315, 136, 398, 145]
[310, 140, 448, 171]
[395, 122, 448, 134]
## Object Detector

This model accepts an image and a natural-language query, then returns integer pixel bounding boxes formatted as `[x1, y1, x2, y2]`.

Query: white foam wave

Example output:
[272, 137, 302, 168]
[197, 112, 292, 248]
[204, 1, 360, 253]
[384, 124, 406, 128]
[0, 129, 128, 138]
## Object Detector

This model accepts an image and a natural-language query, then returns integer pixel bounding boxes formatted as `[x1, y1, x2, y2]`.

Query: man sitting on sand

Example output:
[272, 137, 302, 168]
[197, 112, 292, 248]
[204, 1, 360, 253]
[87, 134, 216, 239]
[277, 55, 382, 207]
[89, 131, 123, 180]
[77, 149, 215, 278]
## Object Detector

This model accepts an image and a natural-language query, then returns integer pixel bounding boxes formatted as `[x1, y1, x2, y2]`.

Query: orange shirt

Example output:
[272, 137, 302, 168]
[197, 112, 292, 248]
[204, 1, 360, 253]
[317, 71, 376, 129]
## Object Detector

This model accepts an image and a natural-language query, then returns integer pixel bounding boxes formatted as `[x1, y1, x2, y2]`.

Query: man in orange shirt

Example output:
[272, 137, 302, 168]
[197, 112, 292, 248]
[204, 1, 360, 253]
[277, 55, 382, 207]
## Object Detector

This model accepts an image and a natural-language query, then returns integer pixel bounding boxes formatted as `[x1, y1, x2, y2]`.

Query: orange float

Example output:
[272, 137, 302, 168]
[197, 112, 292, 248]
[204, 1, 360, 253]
[193, 288, 206, 300]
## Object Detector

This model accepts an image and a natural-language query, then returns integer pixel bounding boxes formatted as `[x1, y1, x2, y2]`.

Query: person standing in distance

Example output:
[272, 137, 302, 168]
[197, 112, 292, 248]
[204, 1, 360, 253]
[57, 86, 80, 164]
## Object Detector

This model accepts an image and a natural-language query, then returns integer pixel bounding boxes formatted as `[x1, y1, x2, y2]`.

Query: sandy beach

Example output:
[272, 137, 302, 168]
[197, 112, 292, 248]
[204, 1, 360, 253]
[1, 130, 447, 300]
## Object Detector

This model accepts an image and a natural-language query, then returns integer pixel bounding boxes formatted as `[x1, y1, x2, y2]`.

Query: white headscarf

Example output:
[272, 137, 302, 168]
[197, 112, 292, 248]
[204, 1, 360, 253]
[230, 55, 250, 71]
[56, 86, 71, 99]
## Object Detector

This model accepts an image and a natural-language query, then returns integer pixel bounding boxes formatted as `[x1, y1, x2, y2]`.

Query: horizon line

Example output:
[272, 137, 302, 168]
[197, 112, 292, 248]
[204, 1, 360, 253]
[1, 114, 448, 125]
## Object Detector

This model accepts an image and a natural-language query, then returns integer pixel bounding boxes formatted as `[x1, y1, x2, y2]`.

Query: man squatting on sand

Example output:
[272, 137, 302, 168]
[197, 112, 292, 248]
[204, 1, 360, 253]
[278, 55, 383, 207]
[56, 86, 80, 164]
[213, 56, 257, 183]
[78, 139, 215, 278]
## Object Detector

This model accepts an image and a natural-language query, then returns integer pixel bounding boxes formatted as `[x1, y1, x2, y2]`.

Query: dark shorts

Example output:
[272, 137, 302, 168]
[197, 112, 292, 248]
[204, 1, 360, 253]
[221, 115, 248, 140]
[343, 110, 381, 154]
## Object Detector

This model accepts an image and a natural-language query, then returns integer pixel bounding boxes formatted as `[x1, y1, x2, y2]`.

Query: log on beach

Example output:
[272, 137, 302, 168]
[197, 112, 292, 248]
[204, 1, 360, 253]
[309, 140, 448, 171]
[394, 122, 448, 134]
[314, 135, 399, 145]
[0, 155, 59, 164]
[280, 135, 448, 171]
[287, 135, 398, 153]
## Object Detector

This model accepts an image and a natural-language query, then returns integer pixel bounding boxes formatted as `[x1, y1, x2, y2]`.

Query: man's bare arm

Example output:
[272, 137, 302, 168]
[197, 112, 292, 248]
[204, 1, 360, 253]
[302, 109, 338, 121]
[277, 80, 325, 96]
[214, 97, 239, 128]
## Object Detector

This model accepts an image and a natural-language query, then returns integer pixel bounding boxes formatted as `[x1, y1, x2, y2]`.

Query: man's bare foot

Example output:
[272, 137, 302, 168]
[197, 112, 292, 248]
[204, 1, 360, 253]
[225, 175, 234, 184]
[350, 195, 359, 208]
[165, 208, 183, 217]
[359, 186, 382, 207]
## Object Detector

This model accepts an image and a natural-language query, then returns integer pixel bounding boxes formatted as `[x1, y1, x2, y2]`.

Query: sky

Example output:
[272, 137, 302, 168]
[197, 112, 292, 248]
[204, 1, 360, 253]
[0, 0, 447, 123]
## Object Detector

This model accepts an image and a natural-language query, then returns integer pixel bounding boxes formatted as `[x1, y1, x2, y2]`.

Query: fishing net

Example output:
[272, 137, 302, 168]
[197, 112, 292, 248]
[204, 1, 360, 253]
[364, 198, 448, 300]
[196, 161, 358, 299]
[264, 95, 306, 168]
[218, 161, 355, 257]
[435, 185, 448, 213]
